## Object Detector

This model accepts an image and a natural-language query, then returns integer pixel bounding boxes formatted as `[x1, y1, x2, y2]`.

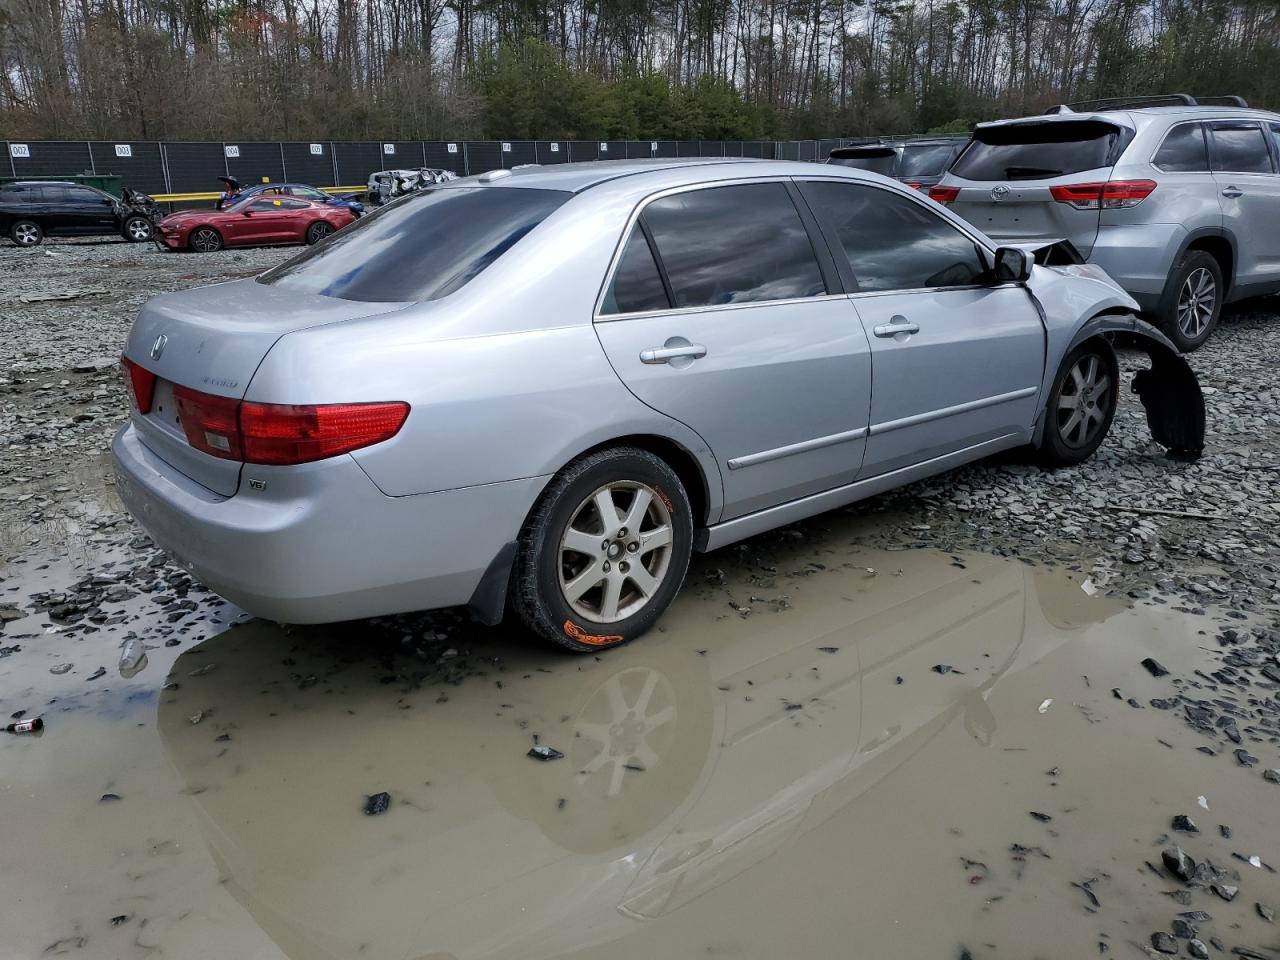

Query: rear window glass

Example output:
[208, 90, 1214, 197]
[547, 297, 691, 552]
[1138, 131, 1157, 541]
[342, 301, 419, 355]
[601, 226, 670, 315]
[827, 148, 896, 175]
[1153, 123, 1209, 171]
[952, 120, 1123, 181]
[1209, 123, 1273, 173]
[898, 144, 960, 178]
[259, 186, 569, 302]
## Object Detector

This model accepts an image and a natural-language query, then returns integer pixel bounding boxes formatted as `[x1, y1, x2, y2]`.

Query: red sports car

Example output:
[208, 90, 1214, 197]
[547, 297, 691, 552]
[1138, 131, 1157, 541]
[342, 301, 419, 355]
[157, 195, 354, 252]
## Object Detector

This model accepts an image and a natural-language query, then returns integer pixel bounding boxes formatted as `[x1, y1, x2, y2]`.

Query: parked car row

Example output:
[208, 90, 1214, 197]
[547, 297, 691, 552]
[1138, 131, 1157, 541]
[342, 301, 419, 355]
[0, 181, 161, 246]
[832, 95, 1280, 350]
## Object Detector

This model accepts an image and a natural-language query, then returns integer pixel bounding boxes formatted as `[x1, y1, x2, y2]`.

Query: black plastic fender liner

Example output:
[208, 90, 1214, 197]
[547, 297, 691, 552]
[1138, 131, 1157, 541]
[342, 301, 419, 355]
[1062, 314, 1205, 459]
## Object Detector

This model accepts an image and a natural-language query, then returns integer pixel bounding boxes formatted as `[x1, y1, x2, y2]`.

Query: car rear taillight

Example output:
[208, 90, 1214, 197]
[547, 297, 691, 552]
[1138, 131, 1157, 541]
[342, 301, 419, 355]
[928, 185, 960, 203]
[904, 181, 923, 191]
[1049, 179, 1156, 210]
[120, 355, 156, 414]
[239, 401, 410, 465]
[170, 384, 408, 465]
[173, 386, 243, 459]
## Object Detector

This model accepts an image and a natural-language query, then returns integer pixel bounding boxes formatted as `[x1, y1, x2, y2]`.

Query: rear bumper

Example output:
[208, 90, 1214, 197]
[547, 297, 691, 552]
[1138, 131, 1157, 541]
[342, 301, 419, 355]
[111, 423, 547, 623]
[1088, 222, 1185, 310]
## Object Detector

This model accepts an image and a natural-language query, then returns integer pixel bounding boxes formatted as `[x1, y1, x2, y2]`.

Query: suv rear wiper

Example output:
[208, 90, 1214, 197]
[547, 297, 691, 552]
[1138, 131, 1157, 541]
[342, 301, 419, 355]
[1004, 166, 1063, 178]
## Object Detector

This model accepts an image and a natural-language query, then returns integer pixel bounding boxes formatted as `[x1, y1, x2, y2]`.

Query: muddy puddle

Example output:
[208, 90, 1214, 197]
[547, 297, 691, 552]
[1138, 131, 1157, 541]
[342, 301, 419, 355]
[2, 535, 1279, 959]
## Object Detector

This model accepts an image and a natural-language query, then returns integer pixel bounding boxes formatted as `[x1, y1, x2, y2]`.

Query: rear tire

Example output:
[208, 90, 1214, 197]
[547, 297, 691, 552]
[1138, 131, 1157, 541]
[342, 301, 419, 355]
[305, 221, 334, 244]
[1038, 341, 1119, 467]
[511, 447, 693, 653]
[10, 220, 42, 246]
[189, 227, 223, 252]
[1157, 250, 1222, 352]
[123, 216, 153, 242]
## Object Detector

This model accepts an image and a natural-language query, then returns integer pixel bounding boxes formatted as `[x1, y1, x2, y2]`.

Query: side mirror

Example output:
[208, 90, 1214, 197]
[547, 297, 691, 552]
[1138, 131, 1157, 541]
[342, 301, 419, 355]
[993, 246, 1032, 283]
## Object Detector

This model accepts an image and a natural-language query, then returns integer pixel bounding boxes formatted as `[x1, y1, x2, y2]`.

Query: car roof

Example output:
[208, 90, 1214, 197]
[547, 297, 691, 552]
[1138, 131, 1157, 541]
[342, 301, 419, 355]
[440, 157, 806, 193]
[2, 180, 97, 187]
[978, 105, 1280, 132]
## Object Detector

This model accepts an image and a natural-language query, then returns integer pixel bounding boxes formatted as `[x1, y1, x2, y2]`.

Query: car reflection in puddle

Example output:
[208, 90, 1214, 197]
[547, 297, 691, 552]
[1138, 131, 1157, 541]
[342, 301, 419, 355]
[157, 549, 1122, 960]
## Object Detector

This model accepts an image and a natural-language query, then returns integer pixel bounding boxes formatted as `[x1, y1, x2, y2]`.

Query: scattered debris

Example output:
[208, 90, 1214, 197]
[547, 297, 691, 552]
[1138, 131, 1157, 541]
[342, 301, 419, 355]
[527, 745, 564, 761]
[362, 792, 391, 816]
[1141, 658, 1170, 678]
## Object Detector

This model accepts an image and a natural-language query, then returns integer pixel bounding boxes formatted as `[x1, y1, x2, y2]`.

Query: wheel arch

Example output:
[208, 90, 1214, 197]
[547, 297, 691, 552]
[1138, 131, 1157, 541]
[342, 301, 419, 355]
[1034, 312, 1204, 458]
[1176, 229, 1236, 295]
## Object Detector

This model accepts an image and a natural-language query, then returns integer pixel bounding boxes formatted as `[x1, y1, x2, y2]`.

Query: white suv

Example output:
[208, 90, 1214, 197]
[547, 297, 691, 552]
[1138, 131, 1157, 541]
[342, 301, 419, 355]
[931, 94, 1280, 350]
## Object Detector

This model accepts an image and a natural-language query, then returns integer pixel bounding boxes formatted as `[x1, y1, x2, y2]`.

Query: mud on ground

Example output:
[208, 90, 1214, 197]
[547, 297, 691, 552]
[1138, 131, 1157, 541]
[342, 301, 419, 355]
[2, 238, 1280, 959]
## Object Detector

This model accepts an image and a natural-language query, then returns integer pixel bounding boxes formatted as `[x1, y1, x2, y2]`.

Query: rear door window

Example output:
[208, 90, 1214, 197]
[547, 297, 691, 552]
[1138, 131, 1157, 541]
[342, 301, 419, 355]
[1153, 123, 1209, 172]
[601, 226, 670, 315]
[951, 120, 1124, 181]
[259, 186, 570, 302]
[798, 180, 985, 291]
[641, 183, 826, 308]
[1209, 122, 1274, 173]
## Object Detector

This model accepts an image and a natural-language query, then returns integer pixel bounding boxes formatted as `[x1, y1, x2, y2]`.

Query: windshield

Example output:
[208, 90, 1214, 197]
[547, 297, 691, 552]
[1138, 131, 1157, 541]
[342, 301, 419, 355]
[827, 148, 897, 175]
[898, 144, 960, 178]
[951, 120, 1124, 181]
[258, 186, 570, 302]
[220, 194, 256, 213]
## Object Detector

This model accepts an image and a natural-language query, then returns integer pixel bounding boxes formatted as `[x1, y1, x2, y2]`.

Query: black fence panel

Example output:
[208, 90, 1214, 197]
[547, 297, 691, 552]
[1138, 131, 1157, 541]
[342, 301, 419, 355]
[739, 141, 766, 159]
[674, 141, 698, 157]
[534, 141, 568, 164]
[224, 141, 285, 187]
[817, 139, 841, 159]
[332, 142, 382, 185]
[380, 140, 425, 168]
[164, 142, 226, 193]
[775, 141, 801, 161]
[653, 141, 679, 158]
[88, 142, 166, 194]
[697, 140, 724, 157]
[503, 140, 537, 167]
[280, 142, 336, 186]
[797, 141, 819, 162]
[423, 141, 465, 174]
[624, 140, 650, 159]
[564, 141, 594, 162]
[466, 141, 502, 174]
[7, 140, 93, 179]
[601, 140, 626, 160]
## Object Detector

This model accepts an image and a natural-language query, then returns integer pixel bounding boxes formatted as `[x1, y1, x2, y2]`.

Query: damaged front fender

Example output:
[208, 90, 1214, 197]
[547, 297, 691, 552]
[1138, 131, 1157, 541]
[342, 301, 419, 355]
[1063, 315, 1205, 459]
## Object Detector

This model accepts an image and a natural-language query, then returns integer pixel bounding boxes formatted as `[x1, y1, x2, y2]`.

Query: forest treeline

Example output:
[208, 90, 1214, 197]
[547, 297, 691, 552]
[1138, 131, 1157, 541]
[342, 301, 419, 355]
[1, 0, 1277, 142]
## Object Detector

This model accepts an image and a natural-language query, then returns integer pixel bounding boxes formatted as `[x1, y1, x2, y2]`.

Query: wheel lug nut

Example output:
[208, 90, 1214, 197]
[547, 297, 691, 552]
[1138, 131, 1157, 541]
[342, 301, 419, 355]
[603, 561, 611, 572]
[627, 542, 638, 552]
[617, 527, 628, 538]
[619, 561, 629, 573]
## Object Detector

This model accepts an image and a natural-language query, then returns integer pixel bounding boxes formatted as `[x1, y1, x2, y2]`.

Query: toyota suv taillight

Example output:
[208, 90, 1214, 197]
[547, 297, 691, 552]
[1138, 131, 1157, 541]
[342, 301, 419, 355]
[167, 384, 409, 465]
[927, 185, 960, 203]
[1050, 180, 1156, 210]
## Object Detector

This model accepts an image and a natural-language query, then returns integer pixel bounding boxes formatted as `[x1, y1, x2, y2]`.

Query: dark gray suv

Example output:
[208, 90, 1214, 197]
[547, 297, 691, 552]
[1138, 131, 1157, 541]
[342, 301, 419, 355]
[931, 95, 1280, 350]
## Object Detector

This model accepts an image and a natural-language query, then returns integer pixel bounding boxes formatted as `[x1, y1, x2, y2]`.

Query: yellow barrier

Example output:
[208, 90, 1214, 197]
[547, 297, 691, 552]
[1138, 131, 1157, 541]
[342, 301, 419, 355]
[151, 185, 366, 203]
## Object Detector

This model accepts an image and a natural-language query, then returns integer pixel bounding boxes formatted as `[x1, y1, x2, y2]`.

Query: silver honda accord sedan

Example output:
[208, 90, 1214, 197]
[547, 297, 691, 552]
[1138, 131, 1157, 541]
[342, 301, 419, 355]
[112, 158, 1205, 651]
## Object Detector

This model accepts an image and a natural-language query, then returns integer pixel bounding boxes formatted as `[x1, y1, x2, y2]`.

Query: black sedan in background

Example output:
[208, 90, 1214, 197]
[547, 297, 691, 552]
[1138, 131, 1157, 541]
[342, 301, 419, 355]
[0, 181, 155, 246]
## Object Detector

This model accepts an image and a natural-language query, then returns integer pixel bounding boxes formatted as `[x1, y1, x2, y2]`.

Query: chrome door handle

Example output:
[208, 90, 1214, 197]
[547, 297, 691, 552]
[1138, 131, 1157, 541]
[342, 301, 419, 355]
[1222, 186, 1243, 198]
[873, 320, 920, 338]
[640, 343, 707, 364]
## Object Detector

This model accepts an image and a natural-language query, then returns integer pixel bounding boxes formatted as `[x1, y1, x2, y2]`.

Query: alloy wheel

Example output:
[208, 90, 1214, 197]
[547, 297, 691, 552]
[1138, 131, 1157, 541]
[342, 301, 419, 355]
[309, 222, 334, 242]
[1056, 352, 1112, 449]
[13, 224, 39, 245]
[1176, 267, 1216, 340]
[558, 481, 674, 624]
[191, 228, 221, 252]
[126, 219, 152, 241]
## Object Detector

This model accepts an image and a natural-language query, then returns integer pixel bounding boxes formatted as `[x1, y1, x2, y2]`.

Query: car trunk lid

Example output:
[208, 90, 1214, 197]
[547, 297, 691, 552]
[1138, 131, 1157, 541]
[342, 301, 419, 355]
[944, 118, 1132, 258]
[123, 278, 407, 496]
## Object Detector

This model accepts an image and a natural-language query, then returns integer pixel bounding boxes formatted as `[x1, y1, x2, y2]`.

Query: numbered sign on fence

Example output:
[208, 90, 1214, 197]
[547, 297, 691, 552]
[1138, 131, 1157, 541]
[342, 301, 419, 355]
[9, 144, 29, 158]
[651, 141, 658, 152]
[599, 142, 608, 151]
[114, 144, 132, 158]
[310, 143, 323, 155]
[383, 143, 395, 155]
[224, 145, 240, 158]
[549, 143, 559, 153]
[447, 143, 458, 154]
[502, 142, 512, 152]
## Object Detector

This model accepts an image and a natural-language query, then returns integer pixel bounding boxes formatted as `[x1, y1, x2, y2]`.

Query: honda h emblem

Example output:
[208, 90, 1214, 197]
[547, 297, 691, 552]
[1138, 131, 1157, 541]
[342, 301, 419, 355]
[990, 184, 1011, 202]
[150, 334, 168, 361]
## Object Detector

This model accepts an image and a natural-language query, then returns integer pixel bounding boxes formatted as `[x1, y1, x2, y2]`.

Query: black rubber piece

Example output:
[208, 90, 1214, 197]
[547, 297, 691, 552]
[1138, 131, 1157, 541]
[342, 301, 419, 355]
[509, 446, 692, 653]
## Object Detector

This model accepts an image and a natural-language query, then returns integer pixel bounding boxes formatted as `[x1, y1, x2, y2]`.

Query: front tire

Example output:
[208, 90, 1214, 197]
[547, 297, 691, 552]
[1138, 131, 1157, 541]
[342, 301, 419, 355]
[10, 220, 42, 246]
[123, 216, 153, 242]
[189, 227, 223, 252]
[1158, 250, 1222, 352]
[511, 447, 693, 653]
[305, 221, 334, 244]
[1038, 341, 1119, 467]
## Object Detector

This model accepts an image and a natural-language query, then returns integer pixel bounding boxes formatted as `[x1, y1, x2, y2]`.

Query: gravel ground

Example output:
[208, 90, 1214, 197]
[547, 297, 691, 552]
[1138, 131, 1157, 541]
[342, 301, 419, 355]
[2, 237, 1280, 958]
